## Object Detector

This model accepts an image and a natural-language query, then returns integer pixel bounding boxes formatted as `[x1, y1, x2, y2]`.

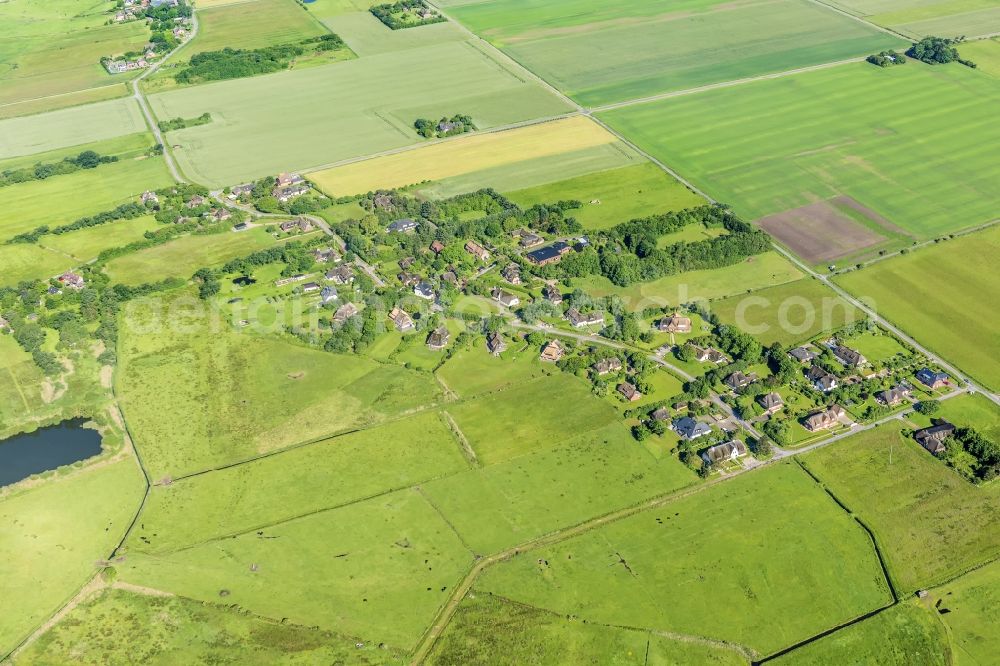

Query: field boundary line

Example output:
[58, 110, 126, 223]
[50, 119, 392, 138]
[804, 0, 913, 41]
[415, 486, 479, 558]
[440, 411, 480, 468]
[5, 366, 30, 413]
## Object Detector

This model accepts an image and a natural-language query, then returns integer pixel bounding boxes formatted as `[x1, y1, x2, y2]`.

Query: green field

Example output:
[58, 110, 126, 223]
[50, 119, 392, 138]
[835, 226, 1000, 391]
[442, 0, 904, 106]
[600, 63, 1000, 240]
[771, 602, 949, 665]
[930, 559, 1000, 664]
[322, 7, 467, 57]
[0, 244, 76, 287]
[435, 342, 547, 399]
[119, 489, 472, 653]
[428, 592, 745, 665]
[476, 462, 893, 656]
[960, 37, 1000, 77]
[826, 0, 1000, 38]
[187, 0, 329, 56]
[41, 216, 162, 264]
[712, 277, 862, 346]
[803, 424, 1000, 592]
[0, 459, 145, 655]
[147, 39, 570, 186]
[573, 251, 804, 311]
[0, 0, 150, 106]
[15, 587, 402, 665]
[116, 292, 444, 478]
[0, 98, 148, 160]
[505, 163, 706, 231]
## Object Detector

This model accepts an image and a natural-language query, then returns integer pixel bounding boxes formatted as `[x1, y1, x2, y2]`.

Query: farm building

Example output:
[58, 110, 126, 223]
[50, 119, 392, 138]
[526, 241, 571, 266]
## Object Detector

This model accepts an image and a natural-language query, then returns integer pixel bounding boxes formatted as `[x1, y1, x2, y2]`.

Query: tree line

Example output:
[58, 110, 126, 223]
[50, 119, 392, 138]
[1, 150, 118, 189]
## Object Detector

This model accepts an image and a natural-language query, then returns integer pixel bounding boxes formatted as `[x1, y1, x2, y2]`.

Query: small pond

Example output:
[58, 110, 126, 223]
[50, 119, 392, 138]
[0, 418, 103, 488]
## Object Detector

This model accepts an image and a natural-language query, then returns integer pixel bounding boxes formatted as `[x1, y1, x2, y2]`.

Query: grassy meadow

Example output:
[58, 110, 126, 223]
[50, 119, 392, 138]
[0, 98, 148, 160]
[186, 0, 329, 56]
[321, 8, 467, 57]
[960, 37, 1000, 77]
[505, 163, 706, 230]
[0, 459, 146, 655]
[15, 587, 402, 665]
[42, 216, 162, 263]
[803, 424, 1000, 593]
[826, 0, 1000, 38]
[835, 226, 1000, 391]
[435, 343, 547, 399]
[930, 559, 1000, 664]
[442, 0, 904, 105]
[0, 245, 76, 287]
[600, 62, 1000, 240]
[477, 462, 893, 656]
[147, 39, 570, 186]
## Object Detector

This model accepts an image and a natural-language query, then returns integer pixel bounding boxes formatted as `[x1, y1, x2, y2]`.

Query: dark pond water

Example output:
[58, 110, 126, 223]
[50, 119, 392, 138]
[0, 418, 103, 487]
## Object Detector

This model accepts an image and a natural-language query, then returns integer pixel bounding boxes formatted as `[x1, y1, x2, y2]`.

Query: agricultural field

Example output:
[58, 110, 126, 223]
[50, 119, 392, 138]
[0, 98, 148, 160]
[0, 459, 146, 655]
[505, 163, 706, 230]
[186, 0, 330, 56]
[147, 40, 570, 186]
[600, 62, 1000, 243]
[435, 344, 547, 398]
[712, 277, 862, 346]
[41, 216, 162, 263]
[930, 559, 1000, 664]
[116, 291, 443, 478]
[0, 245, 76, 287]
[802, 424, 1000, 592]
[321, 7, 467, 57]
[308, 116, 629, 198]
[825, 0, 1000, 38]
[960, 37, 1000, 77]
[476, 462, 893, 657]
[0, 0, 149, 106]
[835, 225, 1000, 392]
[441, 0, 904, 106]
[14, 587, 402, 665]
[0, 84, 130, 121]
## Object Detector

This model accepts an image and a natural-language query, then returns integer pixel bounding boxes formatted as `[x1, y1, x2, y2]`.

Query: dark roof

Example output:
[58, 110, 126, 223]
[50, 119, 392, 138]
[525, 241, 570, 263]
[789, 346, 818, 362]
[916, 368, 948, 385]
[674, 417, 711, 439]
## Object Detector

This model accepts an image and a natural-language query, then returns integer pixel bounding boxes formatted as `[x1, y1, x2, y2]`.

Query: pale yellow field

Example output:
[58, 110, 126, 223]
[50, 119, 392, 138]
[307, 116, 615, 196]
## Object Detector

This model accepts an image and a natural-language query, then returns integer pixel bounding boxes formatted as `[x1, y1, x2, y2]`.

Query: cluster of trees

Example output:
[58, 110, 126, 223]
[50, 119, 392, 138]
[945, 427, 1000, 482]
[158, 112, 212, 132]
[0, 150, 118, 188]
[414, 114, 476, 139]
[301, 34, 347, 51]
[370, 0, 445, 29]
[8, 202, 148, 244]
[866, 50, 906, 67]
[175, 33, 347, 84]
[907, 36, 975, 67]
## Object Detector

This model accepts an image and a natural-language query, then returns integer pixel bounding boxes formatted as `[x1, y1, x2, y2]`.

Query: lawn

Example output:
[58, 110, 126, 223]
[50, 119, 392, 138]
[130, 411, 469, 553]
[16, 587, 403, 665]
[0, 0, 150, 106]
[308, 116, 620, 197]
[42, 215, 162, 263]
[835, 226, 1000, 391]
[147, 39, 570, 187]
[185, 0, 329, 56]
[428, 592, 744, 665]
[0, 459, 146, 655]
[573, 252, 804, 311]
[116, 292, 443, 479]
[435, 340, 547, 398]
[505, 163, 705, 231]
[930, 558, 1000, 664]
[446, 373, 620, 465]
[909, 393, 1000, 444]
[711, 277, 862, 346]
[442, 0, 904, 106]
[802, 424, 1000, 593]
[826, 0, 1000, 38]
[599, 63, 1000, 240]
[103, 227, 280, 285]
[423, 422, 697, 554]
[476, 462, 893, 656]
[0, 97, 148, 160]
[770, 602, 949, 665]
[118, 489, 473, 653]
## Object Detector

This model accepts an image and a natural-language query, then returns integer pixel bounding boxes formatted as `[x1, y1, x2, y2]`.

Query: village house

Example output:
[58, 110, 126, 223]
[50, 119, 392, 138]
[692, 345, 728, 364]
[465, 240, 490, 262]
[831, 343, 867, 368]
[426, 326, 450, 350]
[389, 307, 415, 332]
[565, 308, 604, 328]
[916, 368, 949, 390]
[279, 218, 312, 233]
[140, 190, 159, 205]
[807, 365, 838, 392]
[397, 272, 421, 287]
[274, 274, 307, 287]
[876, 385, 912, 407]
[539, 340, 565, 362]
[592, 357, 623, 375]
[486, 332, 507, 356]
[441, 270, 459, 287]
[207, 208, 232, 222]
[430, 240, 445, 254]
[658, 312, 692, 334]
[186, 195, 206, 209]
[228, 183, 254, 200]
[803, 405, 846, 432]
[525, 241, 571, 266]
[387, 218, 418, 233]
[501, 263, 521, 285]
[914, 421, 955, 455]
[725, 371, 756, 391]
[618, 382, 642, 402]
[758, 392, 784, 414]
[313, 247, 338, 263]
[398, 256, 416, 270]
[58, 271, 85, 290]
[414, 281, 435, 300]
[273, 184, 310, 202]
[232, 222, 249, 232]
[301, 282, 321, 294]
[332, 302, 359, 324]
[319, 286, 338, 304]
[437, 120, 457, 133]
[702, 440, 748, 466]
[788, 346, 819, 364]
[651, 406, 671, 422]
[491, 287, 520, 308]
[326, 266, 354, 285]
[543, 284, 563, 305]
[673, 416, 712, 441]
[275, 173, 305, 187]
[373, 192, 394, 211]
[518, 232, 544, 249]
